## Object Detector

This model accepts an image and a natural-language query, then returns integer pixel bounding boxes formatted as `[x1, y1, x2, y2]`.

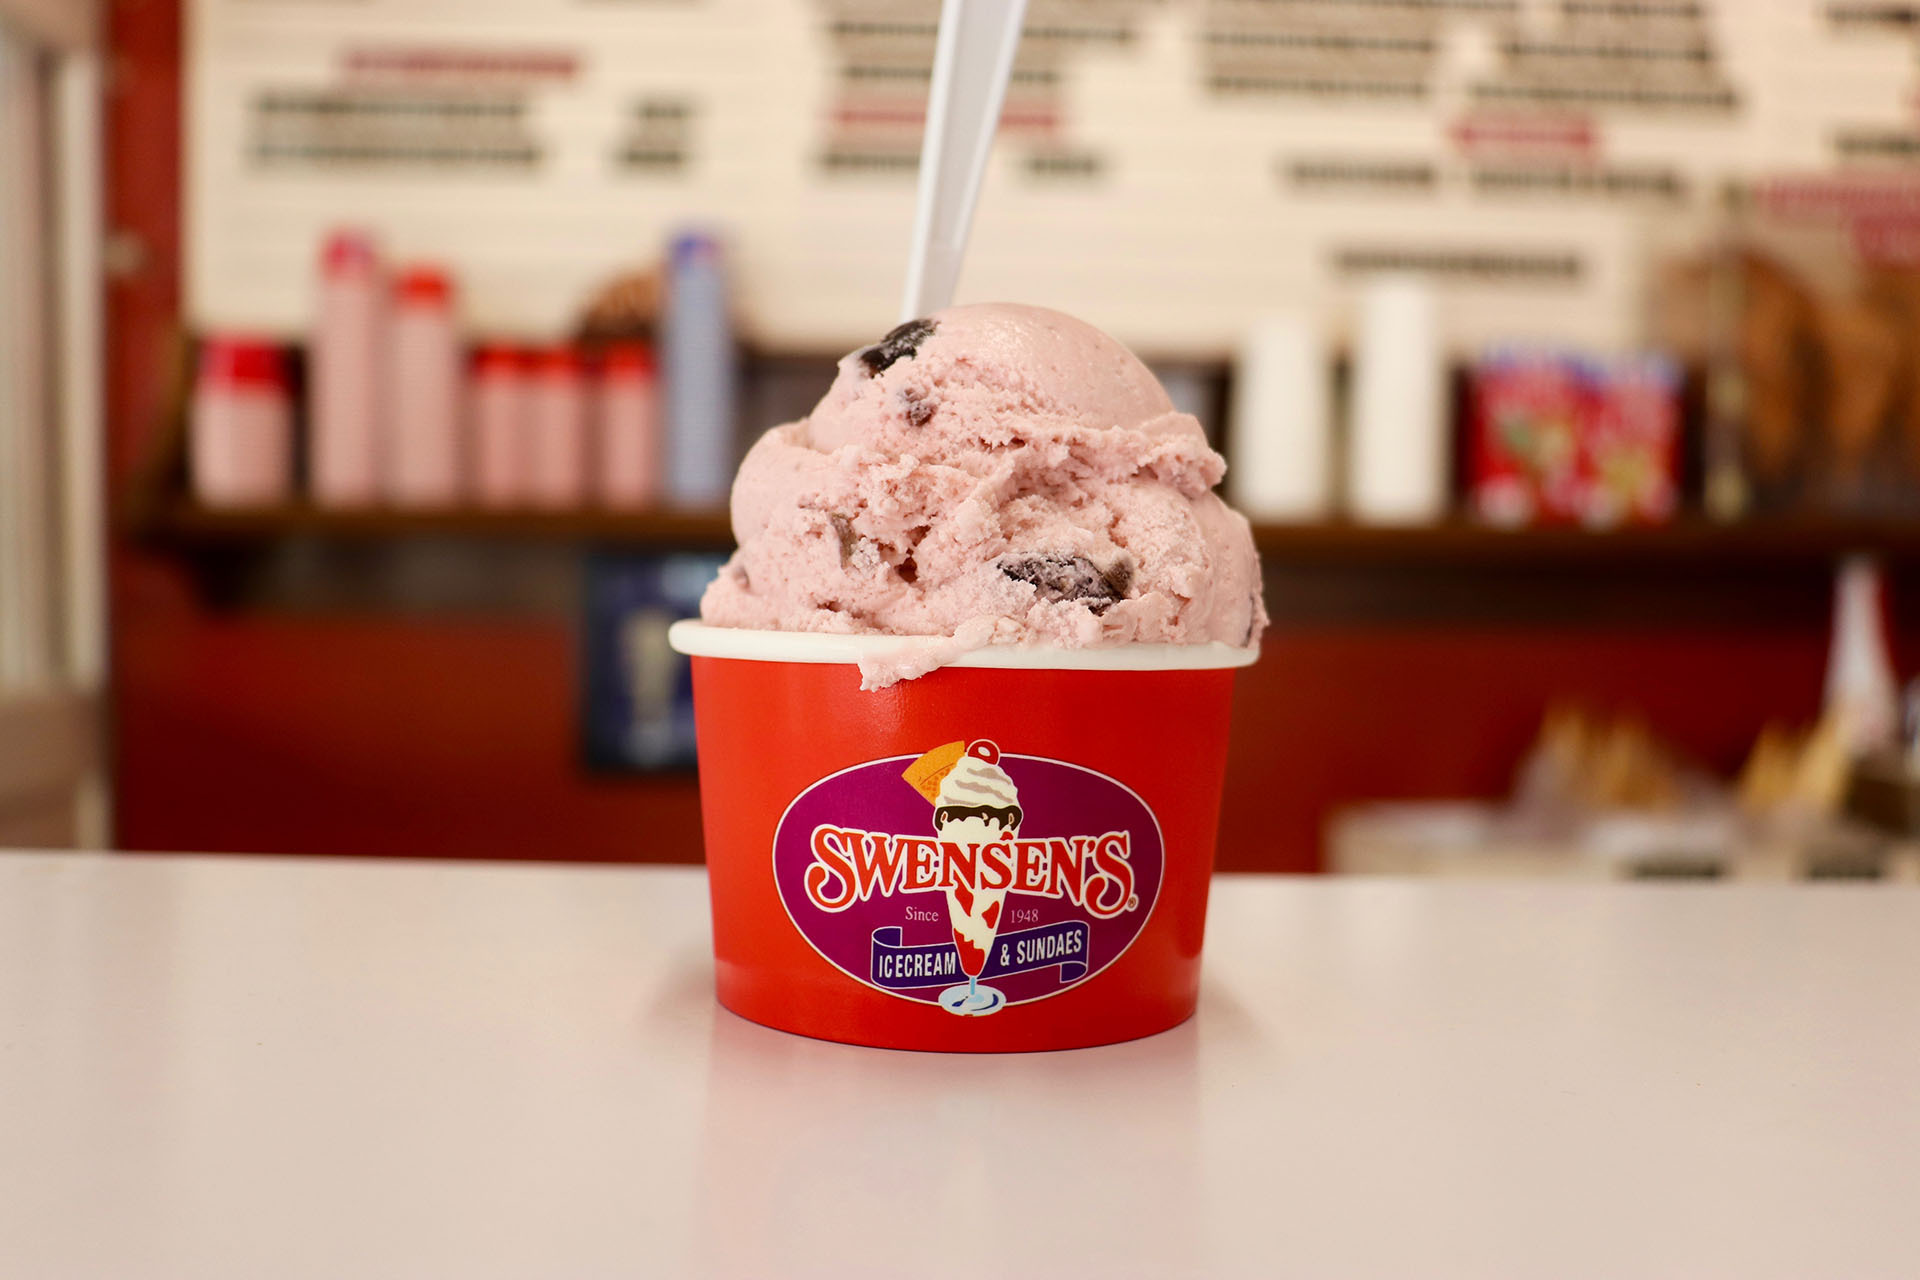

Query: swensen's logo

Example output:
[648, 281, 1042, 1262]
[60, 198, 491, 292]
[800, 829, 1138, 918]
[770, 740, 1163, 1017]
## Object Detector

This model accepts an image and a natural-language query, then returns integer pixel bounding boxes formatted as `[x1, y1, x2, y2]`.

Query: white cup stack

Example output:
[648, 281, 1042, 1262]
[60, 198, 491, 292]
[1227, 311, 1332, 522]
[1347, 276, 1447, 525]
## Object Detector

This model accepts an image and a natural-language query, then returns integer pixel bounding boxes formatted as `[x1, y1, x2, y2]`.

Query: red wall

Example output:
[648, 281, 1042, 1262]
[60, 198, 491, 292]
[1217, 624, 1836, 870]
[113, 561, 706, 860]
[114, 584, 1837, 871]
[105, 0, 1854, 873]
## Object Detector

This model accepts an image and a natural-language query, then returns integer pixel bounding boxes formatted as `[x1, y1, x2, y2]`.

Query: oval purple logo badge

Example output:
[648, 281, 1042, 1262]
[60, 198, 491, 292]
[773, 740, 1164, 1017]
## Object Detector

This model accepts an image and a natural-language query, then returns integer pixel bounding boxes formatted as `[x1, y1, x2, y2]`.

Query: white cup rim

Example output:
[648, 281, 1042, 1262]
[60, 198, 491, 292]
[668, 620, 1259, 671]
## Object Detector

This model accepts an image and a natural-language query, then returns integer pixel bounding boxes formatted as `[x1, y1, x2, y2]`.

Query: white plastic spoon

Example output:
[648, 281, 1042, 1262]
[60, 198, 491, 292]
[898, 0, 1030, 323]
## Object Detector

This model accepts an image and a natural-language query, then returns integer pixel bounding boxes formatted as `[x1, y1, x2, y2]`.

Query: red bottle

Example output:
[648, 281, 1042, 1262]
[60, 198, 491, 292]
[470, 344, 528, 509]
[598, 342, 660, 509]
[192, 336, 292, 508]
[526, 345, 587, 509]
[310, 230, 384, 507]
[386, 265, 461, 507]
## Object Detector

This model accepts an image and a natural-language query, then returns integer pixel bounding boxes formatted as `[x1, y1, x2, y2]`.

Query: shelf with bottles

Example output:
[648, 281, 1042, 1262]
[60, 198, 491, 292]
[131, 343, 1920, 577]
[128, 481, 1920, 572]
[181, 330, 678, 515]
[120, 319, 817, 559]
[169, 228, 753, 524]
[128, 341, 1920, 571]
[131, 243, 1920, 581]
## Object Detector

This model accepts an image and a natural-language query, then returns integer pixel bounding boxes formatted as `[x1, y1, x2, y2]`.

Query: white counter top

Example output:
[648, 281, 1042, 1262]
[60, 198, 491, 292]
[2, 853, 1917, 1278]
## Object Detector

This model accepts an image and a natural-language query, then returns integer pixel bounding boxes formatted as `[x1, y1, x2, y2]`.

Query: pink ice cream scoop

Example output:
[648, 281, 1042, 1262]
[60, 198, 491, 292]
[700, 303, 1267, 685]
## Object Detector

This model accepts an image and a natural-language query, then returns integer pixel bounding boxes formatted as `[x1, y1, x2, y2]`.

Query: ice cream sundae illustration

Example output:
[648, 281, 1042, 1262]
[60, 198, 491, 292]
[902, 739, 1021, 1016]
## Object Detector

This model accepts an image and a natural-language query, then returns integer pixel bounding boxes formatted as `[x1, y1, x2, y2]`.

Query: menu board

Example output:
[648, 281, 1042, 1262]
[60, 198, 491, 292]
[188, 0, 1920, 355]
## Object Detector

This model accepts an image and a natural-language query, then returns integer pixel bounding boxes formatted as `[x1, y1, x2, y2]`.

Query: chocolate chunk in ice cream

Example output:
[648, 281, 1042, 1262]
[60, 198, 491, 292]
[901, 388, 936, 427]
[829, 513, 859, 563]
[858, 319, 937, 375]
[998, 554, 1133, 613]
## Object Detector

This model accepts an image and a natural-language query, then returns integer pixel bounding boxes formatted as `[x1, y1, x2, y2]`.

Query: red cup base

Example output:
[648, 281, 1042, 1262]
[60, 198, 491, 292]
[687, 652, 1238, 1054]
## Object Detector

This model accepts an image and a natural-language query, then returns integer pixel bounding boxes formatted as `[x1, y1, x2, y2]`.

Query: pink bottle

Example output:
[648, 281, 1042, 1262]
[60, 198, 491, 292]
[526, 346, 588, 509]
[386, 265, 461, 507]
[191, 337, 293, 508]
[597, 342, 660, 509]
[470, 344, 528, 509]
[309, 230, 383, 507]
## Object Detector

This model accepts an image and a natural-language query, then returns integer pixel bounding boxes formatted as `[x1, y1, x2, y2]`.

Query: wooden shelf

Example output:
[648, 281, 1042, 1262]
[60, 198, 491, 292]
[133, 502, 737, 550]
[129, 498, 1920, 625]
[1249, 518, 1920, 568]
[131, 500, 1920, 569]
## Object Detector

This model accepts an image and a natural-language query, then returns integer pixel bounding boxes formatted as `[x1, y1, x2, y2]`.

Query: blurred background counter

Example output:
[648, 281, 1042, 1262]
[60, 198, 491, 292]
[14, 0, 1920, 872]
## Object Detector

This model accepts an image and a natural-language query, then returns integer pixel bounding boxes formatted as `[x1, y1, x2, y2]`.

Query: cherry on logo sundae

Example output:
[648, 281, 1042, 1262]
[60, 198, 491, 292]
[771, 739, 1164, 1017]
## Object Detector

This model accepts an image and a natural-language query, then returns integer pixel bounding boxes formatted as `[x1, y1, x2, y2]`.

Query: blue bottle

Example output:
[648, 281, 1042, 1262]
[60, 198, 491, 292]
[662, 231, 738, 506]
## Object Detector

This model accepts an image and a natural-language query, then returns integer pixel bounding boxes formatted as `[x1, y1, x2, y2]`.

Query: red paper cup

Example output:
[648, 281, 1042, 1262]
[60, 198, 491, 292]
[668, 622, 1257, 1053]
